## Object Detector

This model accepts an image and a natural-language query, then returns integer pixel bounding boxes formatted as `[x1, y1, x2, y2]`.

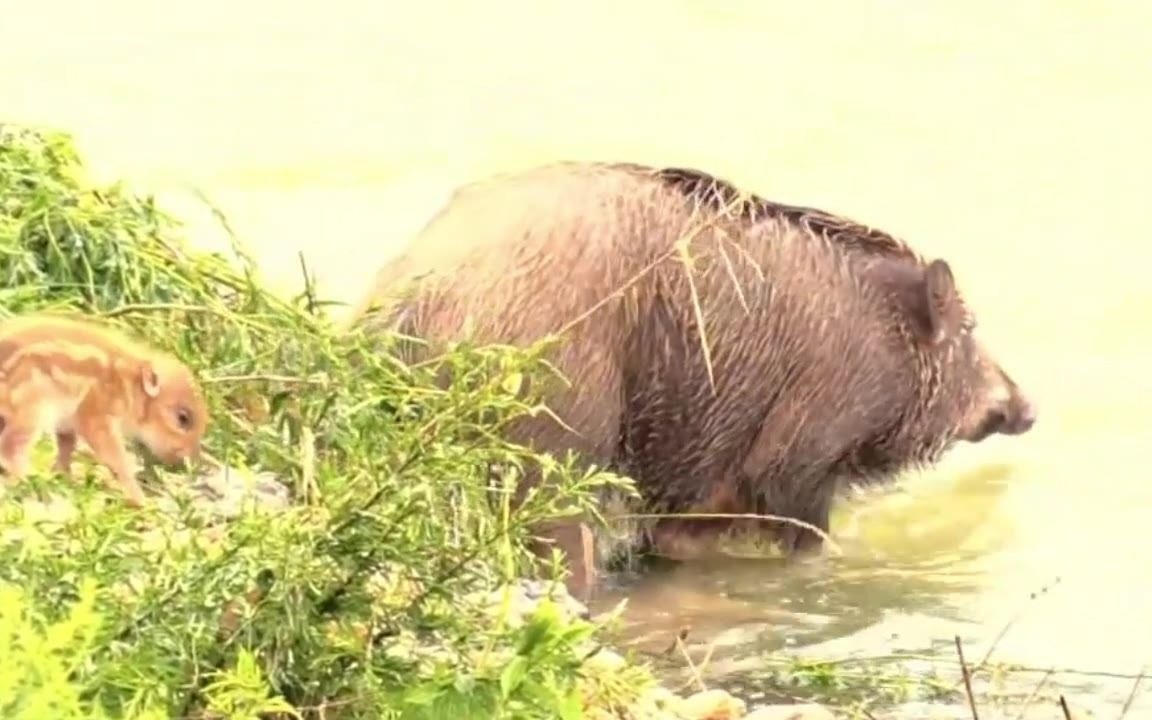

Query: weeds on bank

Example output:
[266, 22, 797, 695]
[0, 124, 639, 719]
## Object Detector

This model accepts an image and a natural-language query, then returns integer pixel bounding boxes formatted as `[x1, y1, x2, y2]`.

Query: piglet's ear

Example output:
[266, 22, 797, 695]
[141, 363, 161, 398]
[923, 259, 964, 345]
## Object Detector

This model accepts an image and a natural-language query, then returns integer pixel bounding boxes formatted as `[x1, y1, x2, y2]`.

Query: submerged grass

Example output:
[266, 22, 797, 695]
[0, 124, 642, 719]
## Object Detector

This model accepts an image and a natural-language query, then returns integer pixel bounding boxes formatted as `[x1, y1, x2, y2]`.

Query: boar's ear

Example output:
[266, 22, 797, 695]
[140, 363, 162, 398]
[923, 259, 964, 344]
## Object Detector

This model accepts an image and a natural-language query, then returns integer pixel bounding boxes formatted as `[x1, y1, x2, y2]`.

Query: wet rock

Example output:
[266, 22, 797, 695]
[0, 467, 281, 553]
[466, 578, 591, 628]
[675, 688, 747, 719]
[584, 648, 630, 674]
[520, 577, 592, 619]
[0, 464, 292, 537]
[155, 465, 292, 521]
[743, 703, 837, 720]
[629, 685, 683, 718]
[137, 466, 293, 554]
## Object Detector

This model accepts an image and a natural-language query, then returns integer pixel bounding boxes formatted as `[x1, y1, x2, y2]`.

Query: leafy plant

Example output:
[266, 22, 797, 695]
[0, 124, 640, 719]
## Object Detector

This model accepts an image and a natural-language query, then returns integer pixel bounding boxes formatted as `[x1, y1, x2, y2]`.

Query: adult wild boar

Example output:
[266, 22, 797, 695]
[346, 161, 1036, 596]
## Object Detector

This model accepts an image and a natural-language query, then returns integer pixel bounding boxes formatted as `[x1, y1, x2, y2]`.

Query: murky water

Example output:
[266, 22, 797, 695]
[4, 0, 1150, 714]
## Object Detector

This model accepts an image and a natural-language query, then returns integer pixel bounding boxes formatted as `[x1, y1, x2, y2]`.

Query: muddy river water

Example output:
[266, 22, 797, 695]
[4, 0, 1150, 714]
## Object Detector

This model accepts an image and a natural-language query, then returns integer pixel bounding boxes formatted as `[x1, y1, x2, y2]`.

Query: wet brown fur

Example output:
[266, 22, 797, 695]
[347, 161, 1036, 592]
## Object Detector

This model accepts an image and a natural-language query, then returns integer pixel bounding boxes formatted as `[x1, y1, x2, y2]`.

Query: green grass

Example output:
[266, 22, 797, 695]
[0, 124, 643, 720]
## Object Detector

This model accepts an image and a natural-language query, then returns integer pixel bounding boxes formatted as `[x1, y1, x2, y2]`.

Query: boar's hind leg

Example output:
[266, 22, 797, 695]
[530, 520, 597, 601]
[519, 362, 624, 603]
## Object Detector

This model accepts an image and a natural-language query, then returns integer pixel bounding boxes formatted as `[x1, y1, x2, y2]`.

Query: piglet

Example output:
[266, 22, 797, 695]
[0, 313, 209, 507]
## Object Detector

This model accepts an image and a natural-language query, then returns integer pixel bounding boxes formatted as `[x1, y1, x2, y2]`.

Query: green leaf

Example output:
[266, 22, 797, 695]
[499, 655, 530, 699]
[401, 682, 446, 707]
[555, 686, 586, 720]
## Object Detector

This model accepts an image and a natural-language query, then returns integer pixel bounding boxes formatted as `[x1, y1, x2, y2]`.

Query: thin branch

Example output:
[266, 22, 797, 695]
[1118, 667, 1145, 719]
[955, 636, 979, 720]
[1058, 695, 1073, 720]
[616, 510, 842, 555]
[1012, 667, 1053, 720]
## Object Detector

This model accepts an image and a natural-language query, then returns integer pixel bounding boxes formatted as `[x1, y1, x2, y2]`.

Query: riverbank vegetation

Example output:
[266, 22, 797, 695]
[0, 124, 649, 719]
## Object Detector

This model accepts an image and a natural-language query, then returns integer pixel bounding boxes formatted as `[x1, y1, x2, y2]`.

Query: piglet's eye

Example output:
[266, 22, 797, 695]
[176, 408, 194, 430]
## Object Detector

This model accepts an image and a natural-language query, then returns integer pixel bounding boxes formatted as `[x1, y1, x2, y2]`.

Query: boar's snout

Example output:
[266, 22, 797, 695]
[1002, 390, 1037, 435]
[962, 365, 1037, 443]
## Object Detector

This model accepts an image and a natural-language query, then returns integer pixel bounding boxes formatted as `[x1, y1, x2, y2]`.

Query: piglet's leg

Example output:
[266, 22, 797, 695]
[73, 415, 146, 508]
[53, 431, 78, 476]
[0, 418, 41, 485]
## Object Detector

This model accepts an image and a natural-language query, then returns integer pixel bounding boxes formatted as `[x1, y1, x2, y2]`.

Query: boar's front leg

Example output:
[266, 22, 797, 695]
[773, 488, 834, 556]
[741, 417, 839, 557]
[509, 343, 627, 602]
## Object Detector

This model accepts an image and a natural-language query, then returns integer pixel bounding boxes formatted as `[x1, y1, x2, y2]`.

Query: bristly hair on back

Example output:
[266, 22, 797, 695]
[609, 161, 921, 263]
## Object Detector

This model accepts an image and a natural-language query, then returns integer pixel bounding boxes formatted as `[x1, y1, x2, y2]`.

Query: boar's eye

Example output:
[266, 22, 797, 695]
[175, 407, 194, 430]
